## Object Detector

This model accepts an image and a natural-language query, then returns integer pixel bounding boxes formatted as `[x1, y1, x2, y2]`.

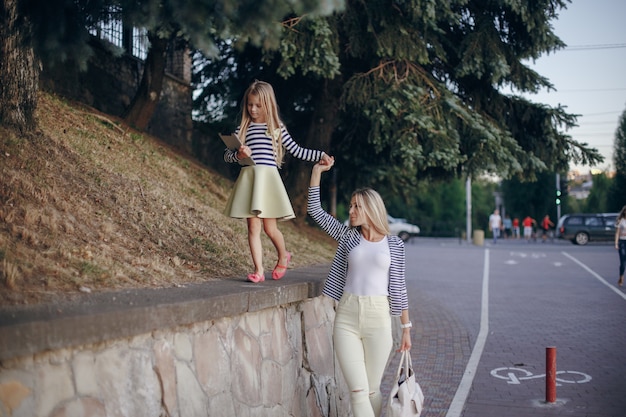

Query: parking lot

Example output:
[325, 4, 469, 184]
[382, 237, 625, 417]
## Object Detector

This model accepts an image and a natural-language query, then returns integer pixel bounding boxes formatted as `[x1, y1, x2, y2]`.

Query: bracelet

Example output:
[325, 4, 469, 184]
[400, 321, 412, 329]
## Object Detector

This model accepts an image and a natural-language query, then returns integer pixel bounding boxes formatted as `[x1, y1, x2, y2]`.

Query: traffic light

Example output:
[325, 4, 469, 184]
[556, 189, 561, 205]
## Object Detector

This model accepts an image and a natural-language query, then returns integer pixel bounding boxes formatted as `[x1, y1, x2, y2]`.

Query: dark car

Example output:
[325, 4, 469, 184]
[557, 213, 618, 245]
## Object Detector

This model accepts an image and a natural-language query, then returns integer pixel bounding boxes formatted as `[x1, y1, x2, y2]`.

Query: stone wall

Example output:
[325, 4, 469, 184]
[0, 295, 350, 417]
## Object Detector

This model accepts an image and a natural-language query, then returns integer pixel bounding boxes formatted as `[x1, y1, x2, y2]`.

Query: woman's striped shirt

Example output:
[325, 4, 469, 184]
[307, 186, 409, 316]
[224, 123, 324, 167]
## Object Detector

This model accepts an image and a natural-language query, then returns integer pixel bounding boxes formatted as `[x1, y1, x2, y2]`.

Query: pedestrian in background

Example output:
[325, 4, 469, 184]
[615, 205, 626, 287]
[503, 215, 512, 239]
[489, 209, 502, 244]
[512, 217, 520, 239]
[522, 215, 535, 242]
[541, 214, 554, 243]
[308, 159, 412, 417]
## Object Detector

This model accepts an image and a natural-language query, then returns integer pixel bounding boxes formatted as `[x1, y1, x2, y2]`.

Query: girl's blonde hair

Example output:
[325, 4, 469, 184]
[351, 188, 391, 236]
[239, 80, 285, 166]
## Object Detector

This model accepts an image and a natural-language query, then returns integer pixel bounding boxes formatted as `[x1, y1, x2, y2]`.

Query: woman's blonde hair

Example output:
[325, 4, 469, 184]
[617, 205, 626, 224]
[351, 188, 391, 236]
[238, 80, 285, 166]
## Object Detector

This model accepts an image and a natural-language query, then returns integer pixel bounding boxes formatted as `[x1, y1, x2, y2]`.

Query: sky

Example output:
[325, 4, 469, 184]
[522, 0, 626, 173]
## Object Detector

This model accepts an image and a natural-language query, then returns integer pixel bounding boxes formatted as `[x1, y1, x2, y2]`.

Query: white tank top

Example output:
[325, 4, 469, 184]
[344, 235, 391, 296]
[619, 218, 626, 240]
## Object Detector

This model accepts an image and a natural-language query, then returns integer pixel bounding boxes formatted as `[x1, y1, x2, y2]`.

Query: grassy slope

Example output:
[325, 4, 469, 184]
[0, 93, 336, 306]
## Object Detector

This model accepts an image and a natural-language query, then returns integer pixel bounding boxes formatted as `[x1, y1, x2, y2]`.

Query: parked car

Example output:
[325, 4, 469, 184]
[557, 213, 618, 245]
[343, 215, 420, 242]
[387, 215, 421, 242]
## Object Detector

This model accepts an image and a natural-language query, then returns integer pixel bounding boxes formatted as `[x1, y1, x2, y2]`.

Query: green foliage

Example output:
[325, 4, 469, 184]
[13, 0, 607, 202]
[378, 176, 500, 237]
[566, 196, 584, 213]
[471, 179, 499, 231]
[330, 174, 486, 238]
[20, 0, 106, 69]
[187, 0, 609, 230]
[20, 0, 345, 69]
[384, 178, 466, 237]
[608, 107, 626, 211]
[273, 16, 341, 78]
[254, 0, 603, 192]
[501, 171, 565, 220]
[585, 173, 612, 213]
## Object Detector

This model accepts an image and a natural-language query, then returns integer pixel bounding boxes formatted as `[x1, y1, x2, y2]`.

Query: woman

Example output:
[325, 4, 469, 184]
[615, 205, 626, 287]
[307, 159, 412, 417]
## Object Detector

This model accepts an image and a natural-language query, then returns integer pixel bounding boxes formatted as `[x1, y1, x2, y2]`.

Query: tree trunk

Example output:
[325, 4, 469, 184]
[286, 77, 343, 224]
[0, 0, 39, 132]
[123, 32, 169, 130]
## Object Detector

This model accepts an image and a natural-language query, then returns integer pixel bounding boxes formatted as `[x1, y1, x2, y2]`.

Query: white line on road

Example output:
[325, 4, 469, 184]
[445, 249, 490, 417]
[562, 251, 626, 301]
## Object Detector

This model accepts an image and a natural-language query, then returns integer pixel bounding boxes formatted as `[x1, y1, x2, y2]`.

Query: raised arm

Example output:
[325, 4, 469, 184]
[308, 160, 351, 242]
[310, 161, 333, 187]
[282, 127, 332, 163]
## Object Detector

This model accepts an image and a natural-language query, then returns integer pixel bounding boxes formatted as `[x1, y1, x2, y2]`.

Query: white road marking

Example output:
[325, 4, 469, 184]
[562, 252, 626, 301]
[509, 251, 546, 259]
[445, 249, 490, 417]
[445, 250, 615, 416]
[490, 367, 592, 385]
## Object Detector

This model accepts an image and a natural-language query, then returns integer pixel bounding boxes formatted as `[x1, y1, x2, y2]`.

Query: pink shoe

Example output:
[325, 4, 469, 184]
[272, 252, 291, 280]
[247, 272, 265, 283]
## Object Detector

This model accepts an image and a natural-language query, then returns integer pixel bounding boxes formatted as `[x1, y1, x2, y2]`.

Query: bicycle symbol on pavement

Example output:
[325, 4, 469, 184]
[490, 367, 592, 386]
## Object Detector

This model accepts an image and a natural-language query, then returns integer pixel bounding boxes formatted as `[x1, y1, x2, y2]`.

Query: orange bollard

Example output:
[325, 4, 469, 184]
[546, 347, 557, 403]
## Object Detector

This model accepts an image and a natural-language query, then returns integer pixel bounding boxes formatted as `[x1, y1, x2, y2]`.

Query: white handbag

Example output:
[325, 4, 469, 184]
[387, 350, 424, 417]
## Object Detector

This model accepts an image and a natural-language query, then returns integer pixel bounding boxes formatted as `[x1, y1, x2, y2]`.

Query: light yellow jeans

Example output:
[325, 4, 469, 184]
[334, 293, 393, 417]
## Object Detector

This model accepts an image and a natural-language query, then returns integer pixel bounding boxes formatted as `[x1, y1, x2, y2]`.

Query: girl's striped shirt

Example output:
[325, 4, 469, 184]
[224, 123, 323, 167]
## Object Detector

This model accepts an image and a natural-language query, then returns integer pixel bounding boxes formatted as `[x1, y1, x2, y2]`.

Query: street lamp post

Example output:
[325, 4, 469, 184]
[466, 175, 472, 243]
[556, 173, 561, 221]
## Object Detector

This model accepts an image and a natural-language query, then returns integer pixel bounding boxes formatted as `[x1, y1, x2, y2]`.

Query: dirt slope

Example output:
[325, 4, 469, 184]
[0, 93, 335, 306]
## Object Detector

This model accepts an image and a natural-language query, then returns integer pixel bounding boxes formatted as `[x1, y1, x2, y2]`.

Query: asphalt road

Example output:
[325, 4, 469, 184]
[383, 237, 626, 417]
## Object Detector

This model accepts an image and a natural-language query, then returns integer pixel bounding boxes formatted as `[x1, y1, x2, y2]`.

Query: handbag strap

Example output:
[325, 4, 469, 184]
[395, 350, 413, 379]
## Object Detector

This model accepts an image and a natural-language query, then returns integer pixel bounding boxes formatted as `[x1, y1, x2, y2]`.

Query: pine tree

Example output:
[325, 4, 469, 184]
[325, 0, 604, 187]
[204, 0, 605, 216]
[608, 107, 626, 211]
[585, 173, 611, 213]
[0, 0, 344, 132]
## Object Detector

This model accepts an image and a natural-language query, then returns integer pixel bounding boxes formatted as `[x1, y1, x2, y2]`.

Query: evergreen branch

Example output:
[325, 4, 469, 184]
[282, 16, 305, 30]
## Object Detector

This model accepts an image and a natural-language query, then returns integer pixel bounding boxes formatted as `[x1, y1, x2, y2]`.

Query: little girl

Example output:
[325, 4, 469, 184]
[224, 80, 333, 283]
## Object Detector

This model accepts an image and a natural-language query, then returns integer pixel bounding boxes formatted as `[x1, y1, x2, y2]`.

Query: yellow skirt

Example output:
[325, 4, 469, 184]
[224, 166, 296, 221]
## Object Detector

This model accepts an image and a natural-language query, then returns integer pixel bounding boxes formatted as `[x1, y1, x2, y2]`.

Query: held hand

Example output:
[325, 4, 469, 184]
[310, 158, 334, 186]
[314, 157, 334, 172]
[320, 153, 334, 166]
